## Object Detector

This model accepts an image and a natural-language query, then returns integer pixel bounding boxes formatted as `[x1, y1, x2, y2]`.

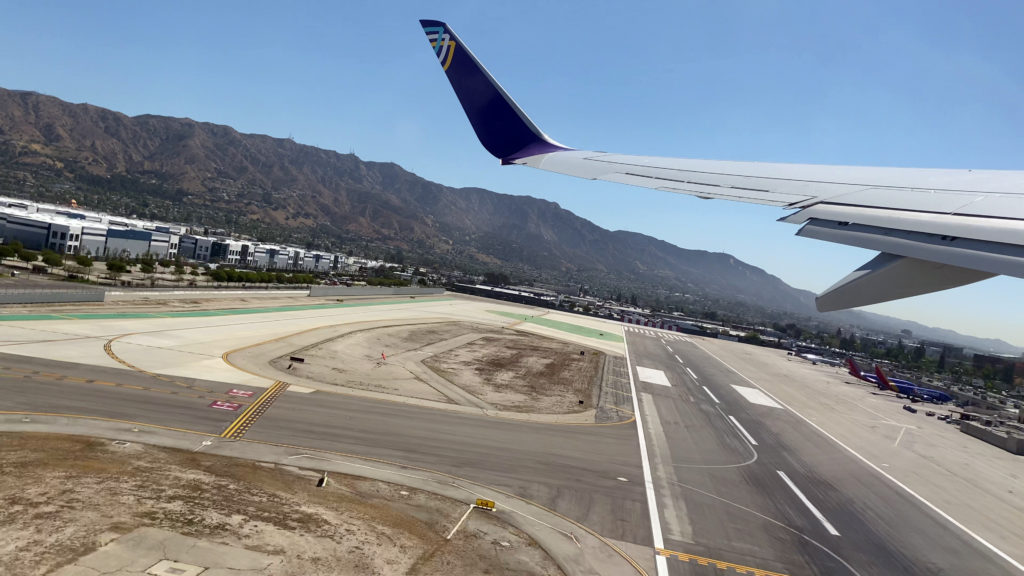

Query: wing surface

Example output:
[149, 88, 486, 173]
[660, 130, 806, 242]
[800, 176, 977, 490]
[419, 20, 1024, 311]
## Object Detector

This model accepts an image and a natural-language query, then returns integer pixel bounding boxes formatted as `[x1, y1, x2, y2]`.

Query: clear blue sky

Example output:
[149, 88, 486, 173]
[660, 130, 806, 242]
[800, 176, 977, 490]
[2, 1, 1022, 346]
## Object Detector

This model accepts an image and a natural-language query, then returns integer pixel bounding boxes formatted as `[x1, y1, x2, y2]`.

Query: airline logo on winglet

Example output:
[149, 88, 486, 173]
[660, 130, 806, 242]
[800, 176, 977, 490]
[423, 25, 456, 71]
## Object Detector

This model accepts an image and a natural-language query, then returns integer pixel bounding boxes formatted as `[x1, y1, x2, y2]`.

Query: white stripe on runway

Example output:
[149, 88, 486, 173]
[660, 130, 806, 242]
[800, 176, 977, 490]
[686, 367, 698, 380]
[777, 470, 840, 536]
[637, 366, 672, 387]
[665, 345, 673, 352]
[728, 416, 758, 445]
[674, 355, 683, 364]
[732, 385, 782, 408]
[623, 341, 671, 576]
[701, 385, 719, 403]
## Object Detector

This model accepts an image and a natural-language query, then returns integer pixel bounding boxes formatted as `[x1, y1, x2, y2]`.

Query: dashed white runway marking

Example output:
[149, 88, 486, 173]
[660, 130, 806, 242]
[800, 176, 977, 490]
[701, 386, 720, 404]
[674, 355, 683, 364]
[685, 367, 698, 380]
[778, 470, 840, 536]
[732, 385, 782, 408]
[637, 366, 672, 387]
[728, 416, 758, 446]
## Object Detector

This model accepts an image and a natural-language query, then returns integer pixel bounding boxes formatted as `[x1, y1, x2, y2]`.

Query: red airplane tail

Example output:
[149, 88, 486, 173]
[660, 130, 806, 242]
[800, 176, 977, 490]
[846, 357, 862, 378]
[873, 365, 897, 392]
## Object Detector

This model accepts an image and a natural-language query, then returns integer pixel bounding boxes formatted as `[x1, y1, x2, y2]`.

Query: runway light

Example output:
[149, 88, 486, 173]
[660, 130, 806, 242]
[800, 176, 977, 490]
[316, 472, 328, 488]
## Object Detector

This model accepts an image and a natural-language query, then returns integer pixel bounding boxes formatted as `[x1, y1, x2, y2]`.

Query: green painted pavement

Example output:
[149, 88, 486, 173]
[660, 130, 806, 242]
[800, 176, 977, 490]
[488, 310, 623, 342]
[0, 297, 453, 322]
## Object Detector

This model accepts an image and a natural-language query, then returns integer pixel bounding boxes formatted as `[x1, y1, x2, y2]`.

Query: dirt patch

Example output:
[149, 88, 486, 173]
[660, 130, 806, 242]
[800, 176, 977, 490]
[424, 334, 603, 413]
[0, 433, 563, 576]
[273, 322, 603, 414]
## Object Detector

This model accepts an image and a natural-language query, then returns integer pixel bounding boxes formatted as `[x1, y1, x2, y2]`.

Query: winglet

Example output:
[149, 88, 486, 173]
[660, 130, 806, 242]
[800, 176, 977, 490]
[419, 20, 571, 163]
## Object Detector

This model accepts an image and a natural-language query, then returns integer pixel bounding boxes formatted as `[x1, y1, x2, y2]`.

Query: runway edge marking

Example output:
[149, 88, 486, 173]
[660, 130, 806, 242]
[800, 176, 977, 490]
[686, 338, 1024, 575]
[624, 338, 670, 576]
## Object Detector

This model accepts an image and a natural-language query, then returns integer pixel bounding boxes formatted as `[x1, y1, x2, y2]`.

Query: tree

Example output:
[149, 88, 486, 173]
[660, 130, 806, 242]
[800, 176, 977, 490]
[106, 259, 128, 280]
[937, 349, 947, 371]
[40, 250, 64, 269]
[482, 271, 510, 286]
[0, 245, 14, 259]
[740, 332, 763, 345]
[17, 250, 37, 264]
[139, 262, 155, 275]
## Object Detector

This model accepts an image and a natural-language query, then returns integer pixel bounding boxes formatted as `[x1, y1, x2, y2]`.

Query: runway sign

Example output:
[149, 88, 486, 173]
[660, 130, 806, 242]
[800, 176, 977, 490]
[475, 498, 496, 510]
[227, 389, 255, 398]
[209, 400, 242, 411]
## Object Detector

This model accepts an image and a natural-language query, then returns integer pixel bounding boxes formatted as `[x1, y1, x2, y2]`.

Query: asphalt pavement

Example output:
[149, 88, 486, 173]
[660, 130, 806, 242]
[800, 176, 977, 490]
[2, 326, 1022, 576]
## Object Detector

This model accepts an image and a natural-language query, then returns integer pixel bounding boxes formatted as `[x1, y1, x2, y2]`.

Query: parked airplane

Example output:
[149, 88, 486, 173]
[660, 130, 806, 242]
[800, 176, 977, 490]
[845, 358, 952, 403]
[874, 365, 953, 404]
[796, 352, 842, 367]
[419, 20, 1024, 312]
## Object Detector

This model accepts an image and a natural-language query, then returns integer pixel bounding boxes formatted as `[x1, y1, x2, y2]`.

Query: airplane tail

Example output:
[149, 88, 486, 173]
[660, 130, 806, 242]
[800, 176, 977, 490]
[846, 357, 863, 378]
[873, 365, 897, 392]
[419, 20, 570, 163]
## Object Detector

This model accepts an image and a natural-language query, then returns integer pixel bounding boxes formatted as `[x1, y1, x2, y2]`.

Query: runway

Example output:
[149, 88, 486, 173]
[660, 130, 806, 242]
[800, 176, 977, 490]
[1, 298, 1022, 575]
[624, 327, 1020, 575]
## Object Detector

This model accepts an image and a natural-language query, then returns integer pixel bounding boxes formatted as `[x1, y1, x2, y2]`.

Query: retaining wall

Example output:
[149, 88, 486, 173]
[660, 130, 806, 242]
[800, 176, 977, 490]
[308, 286, 445, 297]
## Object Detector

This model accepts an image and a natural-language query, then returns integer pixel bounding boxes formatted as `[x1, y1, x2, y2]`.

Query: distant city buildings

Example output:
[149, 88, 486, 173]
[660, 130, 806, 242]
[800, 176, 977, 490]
[0, 195, 368, 273]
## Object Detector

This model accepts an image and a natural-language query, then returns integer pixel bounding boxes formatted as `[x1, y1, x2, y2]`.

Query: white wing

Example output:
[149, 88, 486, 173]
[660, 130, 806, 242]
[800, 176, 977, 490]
[514, 152, 1024, 311]
[422, 20, 1024, 311]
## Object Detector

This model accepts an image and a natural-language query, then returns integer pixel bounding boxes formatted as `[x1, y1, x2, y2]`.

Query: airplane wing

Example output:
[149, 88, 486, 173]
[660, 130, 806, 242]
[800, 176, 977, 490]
[419, 20, 1024, 312]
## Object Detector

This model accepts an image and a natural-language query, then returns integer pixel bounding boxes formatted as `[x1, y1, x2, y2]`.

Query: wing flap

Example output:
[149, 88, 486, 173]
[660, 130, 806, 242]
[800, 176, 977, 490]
[816, 253, 994, 312]
[798, 220, 1024, 279]
[781, 204, 1023, 246]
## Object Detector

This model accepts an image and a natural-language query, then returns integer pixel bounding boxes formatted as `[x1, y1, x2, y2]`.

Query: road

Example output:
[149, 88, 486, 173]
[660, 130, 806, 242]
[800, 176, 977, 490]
[1, 324, 1020, 576]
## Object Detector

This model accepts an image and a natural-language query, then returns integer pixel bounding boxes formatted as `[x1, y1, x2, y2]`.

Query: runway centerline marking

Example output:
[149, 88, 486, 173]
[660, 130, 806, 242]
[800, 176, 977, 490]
[674, 355, 683, 364]
[702, 386, 720, 404]
[685, 367, 697, 380]
[777, 470, 840, 536]
[624, 341, 670, 576]
[636, 366, 672, 387]
[728, 416, 758, 446]
[732, 385, 782, 409]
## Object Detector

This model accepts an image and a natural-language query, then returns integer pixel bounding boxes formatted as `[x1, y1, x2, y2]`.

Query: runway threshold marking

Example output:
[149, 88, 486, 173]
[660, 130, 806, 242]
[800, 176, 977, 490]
[221, 380, 289, 440]
[777, 470, 840, 536]
[657, 548, 788, 576]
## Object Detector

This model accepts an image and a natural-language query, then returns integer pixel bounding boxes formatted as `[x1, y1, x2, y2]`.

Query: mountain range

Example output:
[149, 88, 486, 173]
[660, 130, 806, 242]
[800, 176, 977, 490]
[0, 87, 1019, 355]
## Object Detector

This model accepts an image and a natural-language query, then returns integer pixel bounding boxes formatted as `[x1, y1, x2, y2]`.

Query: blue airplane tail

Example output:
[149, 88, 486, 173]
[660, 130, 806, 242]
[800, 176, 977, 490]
[419, 20, 570, 163]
